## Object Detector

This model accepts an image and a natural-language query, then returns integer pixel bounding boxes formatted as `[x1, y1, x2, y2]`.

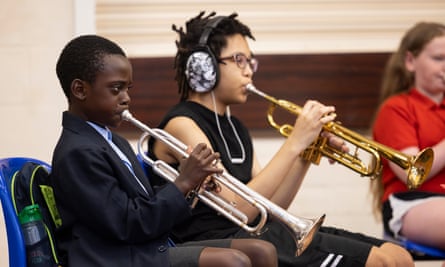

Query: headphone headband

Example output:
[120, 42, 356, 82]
[198, 16, 226, 46]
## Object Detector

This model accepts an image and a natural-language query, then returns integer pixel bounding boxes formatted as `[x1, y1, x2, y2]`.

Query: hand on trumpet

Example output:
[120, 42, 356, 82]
[174, 143, 223, 195]
[288, 100, 336, 150]
[320, 131, 350, 164]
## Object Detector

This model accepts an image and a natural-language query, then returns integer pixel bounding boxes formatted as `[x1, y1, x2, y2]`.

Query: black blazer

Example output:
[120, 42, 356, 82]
[51, 111, 191, 267]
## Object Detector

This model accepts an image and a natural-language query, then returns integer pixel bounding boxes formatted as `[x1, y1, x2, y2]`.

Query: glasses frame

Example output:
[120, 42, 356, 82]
[219, 53, 258, 73]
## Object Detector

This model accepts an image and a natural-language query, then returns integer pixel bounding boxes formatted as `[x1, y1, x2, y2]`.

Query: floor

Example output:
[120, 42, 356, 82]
[0, 134, 443, 266]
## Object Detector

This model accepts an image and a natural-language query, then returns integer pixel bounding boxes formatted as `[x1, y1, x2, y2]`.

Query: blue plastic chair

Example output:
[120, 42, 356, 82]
[384, 231, 445, 260]
[0, 157, 51, 267]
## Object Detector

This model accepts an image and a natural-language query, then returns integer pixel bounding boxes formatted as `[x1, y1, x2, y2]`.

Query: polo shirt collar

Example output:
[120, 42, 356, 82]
[410, 88, 445, 109]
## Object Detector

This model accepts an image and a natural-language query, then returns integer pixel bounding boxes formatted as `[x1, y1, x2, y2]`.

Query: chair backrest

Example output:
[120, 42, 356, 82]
[0, 157, 51, 267]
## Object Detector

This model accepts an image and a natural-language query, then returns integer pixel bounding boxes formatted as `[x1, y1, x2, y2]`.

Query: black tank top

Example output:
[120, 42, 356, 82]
[147, 101, 254, 242]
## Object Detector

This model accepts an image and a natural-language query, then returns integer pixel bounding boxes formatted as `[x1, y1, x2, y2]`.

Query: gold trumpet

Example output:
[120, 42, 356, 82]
[246, 84, 434, 190]
[121, 110, 324, 256]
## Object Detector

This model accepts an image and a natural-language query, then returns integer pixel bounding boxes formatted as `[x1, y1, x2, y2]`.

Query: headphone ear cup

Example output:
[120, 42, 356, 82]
[185, 49, 219, 93]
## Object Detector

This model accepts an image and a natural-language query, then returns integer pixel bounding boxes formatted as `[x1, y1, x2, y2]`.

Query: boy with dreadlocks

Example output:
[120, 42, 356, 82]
[148, 11, 414, 267]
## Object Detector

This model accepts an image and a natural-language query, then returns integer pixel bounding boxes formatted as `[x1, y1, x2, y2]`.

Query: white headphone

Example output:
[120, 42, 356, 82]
[185, 16, 226, 93]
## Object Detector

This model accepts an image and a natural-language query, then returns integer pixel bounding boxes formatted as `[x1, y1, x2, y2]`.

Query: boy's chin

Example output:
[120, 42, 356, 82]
[109, 121, 123, 129]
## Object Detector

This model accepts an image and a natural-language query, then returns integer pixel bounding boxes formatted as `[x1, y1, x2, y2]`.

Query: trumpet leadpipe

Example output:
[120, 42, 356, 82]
[122, 110, 189, 158]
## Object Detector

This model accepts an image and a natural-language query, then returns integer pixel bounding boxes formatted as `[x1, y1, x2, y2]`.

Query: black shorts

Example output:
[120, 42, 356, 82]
[233, 220, 385, 267]
[168, 239, 231, 267]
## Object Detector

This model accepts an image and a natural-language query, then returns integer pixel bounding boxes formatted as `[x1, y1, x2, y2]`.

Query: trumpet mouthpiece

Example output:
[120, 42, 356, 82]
[121, 109, 132, 121]
[245, 84, 267, 98]
[246, 84, 255, 91]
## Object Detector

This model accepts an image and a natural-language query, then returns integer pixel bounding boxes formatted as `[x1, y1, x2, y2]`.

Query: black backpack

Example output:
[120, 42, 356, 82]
[11, 161, 62, 266]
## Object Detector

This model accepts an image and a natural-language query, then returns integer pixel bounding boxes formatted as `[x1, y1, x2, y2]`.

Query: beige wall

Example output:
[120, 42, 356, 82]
[0, 1, 75, 163]
[0, 1, 76, 265]
[96, 0, 445, 57]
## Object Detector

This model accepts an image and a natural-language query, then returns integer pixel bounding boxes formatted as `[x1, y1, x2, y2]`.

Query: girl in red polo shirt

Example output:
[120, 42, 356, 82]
[371, 22, 445, 256]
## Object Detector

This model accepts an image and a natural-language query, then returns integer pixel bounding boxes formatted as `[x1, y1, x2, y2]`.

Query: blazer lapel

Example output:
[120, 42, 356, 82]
[111, 134, 154, 196]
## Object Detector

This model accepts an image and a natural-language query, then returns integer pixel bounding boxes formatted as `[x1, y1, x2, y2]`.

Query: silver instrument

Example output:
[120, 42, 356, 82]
[122, 110, 325, 256]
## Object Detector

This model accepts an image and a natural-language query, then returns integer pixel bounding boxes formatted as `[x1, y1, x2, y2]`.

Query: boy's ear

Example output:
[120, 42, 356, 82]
[71, 79, 87, 100]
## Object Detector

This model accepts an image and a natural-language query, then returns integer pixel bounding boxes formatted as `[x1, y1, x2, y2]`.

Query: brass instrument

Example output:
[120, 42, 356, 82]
[246, 84, 434, 190]
[122, 110, 324, 256]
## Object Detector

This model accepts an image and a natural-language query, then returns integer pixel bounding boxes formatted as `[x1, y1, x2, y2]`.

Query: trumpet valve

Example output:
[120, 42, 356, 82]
[185, 190, 200, 208]
[203, 179, 221, 193]
[300, 137, 327, 165]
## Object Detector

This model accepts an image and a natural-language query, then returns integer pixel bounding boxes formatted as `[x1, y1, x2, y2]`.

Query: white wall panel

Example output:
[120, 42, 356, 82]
[96, 0, 445, 57]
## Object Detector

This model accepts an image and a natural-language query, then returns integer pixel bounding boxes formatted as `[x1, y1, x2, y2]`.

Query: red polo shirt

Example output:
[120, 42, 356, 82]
[373, 88, 445, 202]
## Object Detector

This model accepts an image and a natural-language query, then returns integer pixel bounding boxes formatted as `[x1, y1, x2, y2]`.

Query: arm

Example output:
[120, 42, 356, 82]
[247, 100, 336, 210]
[155, 100, 336, 222]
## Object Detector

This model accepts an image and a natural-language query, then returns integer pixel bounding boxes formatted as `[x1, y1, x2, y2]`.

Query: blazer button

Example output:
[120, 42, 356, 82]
[158, 245, 168, 252]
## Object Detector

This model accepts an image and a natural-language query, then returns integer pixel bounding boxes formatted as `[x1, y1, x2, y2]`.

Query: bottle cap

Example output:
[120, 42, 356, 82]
[18, 204, 43, 224]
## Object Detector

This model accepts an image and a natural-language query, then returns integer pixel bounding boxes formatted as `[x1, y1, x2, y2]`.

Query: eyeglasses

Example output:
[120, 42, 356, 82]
[219, 53, 258, 73]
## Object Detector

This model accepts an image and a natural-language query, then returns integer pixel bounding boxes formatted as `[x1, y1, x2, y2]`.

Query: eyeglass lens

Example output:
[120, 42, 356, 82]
[234, 54, 258, 72]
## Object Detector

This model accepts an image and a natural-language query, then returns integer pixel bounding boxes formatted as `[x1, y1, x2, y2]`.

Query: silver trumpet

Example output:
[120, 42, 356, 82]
[122, 110, 325, 256]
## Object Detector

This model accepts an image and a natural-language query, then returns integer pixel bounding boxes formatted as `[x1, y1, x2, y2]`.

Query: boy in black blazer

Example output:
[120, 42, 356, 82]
[50, 34, 277, 267]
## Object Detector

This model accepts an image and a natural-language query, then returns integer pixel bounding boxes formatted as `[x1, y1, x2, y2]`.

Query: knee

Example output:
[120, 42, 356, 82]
[380, 242, 414, 267]
[199, 248, 251, 267]
[226, 250, 251, 267]
[248, 240, 278, 267]
[367, 244, 414, 267]
[230, 239, 278, 267]
[366, 247, 396, 267]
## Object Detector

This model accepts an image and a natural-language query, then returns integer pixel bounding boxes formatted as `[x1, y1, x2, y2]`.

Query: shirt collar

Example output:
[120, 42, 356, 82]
[410, 88, 445, 109]
[87, 121, 111, 141]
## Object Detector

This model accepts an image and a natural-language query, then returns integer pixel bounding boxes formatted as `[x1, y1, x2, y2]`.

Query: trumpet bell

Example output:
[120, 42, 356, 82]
[407, 147, 433, 190]
[294, 214, 325, 256]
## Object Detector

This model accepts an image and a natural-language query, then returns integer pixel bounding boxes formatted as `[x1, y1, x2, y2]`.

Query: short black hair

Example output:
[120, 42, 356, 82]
[56, 35, 126, 101]
[172, 11, 255, 100]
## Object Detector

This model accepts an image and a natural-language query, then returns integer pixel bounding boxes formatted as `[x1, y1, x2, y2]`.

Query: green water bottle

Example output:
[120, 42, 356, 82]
[18, 204, 53, 267]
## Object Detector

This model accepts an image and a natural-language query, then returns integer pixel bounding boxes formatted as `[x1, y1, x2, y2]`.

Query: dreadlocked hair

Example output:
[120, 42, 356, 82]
[172, 11, 255, 100]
